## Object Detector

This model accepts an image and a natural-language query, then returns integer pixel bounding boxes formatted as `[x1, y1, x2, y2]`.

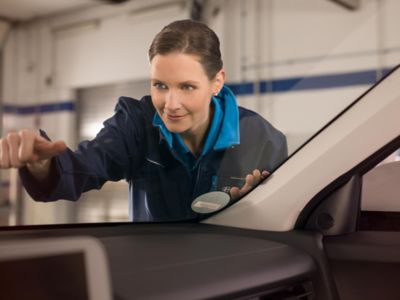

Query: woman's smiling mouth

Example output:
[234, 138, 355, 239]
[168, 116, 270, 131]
[164, 113, 188, 121]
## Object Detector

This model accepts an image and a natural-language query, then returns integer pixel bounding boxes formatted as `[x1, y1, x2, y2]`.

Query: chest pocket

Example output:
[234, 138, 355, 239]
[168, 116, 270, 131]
[131, 156, 168, 196]
[142, 156, 166, 178]
[136, 157, 191, 194]
[133, 157, 193, 215]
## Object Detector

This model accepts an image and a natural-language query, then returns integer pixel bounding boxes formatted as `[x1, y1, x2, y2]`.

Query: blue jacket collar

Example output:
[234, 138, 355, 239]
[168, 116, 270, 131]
[153, 112, 173, 147]
[152, 85, 240, 152]
[213, 85, 240, 150]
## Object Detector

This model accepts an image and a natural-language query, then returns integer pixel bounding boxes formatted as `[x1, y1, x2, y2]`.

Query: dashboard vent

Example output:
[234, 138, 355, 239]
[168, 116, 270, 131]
[243, 281, 315, 300]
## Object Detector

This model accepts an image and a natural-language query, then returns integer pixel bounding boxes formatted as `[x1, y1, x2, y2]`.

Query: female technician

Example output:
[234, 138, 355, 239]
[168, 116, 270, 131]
[0, 20, 287, 222]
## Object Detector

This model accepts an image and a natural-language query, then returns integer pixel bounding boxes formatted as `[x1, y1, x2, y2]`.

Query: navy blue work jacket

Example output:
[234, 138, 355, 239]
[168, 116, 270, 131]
[20, 95, 287, 222]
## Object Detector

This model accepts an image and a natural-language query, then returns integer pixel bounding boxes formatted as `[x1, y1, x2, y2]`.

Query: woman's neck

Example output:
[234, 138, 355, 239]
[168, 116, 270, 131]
[181, 105, 214, 157]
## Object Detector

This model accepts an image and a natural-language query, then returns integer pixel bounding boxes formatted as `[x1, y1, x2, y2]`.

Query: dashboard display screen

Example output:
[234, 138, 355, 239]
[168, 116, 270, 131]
[0, 252, 88, 300]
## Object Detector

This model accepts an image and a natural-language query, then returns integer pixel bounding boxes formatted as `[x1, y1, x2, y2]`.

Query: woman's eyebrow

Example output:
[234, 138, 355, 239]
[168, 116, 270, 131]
[180, 80, 200, 85]
[151, 79, 200, 85]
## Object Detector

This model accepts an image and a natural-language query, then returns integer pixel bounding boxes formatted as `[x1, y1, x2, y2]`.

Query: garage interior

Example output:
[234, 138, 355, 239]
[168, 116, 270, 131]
[0, 0, 399, 225]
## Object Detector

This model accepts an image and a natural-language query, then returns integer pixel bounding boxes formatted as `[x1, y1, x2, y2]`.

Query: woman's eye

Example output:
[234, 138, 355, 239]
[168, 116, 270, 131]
[153, 82, 167, 90]
[182, 84, 195, 91]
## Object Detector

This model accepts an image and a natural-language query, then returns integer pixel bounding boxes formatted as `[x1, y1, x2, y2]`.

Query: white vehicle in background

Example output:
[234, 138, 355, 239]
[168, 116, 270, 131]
[0, 65, 399, 300]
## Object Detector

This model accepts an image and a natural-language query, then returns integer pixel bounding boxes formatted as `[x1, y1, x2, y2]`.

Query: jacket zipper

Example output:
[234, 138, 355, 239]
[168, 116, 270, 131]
[145, 157, 165, 168]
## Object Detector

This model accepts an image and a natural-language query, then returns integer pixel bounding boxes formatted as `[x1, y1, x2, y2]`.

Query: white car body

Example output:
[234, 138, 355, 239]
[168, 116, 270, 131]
[205, 66, 400, 231]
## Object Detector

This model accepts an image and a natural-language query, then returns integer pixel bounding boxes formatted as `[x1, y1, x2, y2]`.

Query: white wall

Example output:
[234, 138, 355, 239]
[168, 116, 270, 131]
[207, 0, 400, 152]
[55, 3, 188, 88]
[4, 0, 399, 152]
[2, 0, 189, 106]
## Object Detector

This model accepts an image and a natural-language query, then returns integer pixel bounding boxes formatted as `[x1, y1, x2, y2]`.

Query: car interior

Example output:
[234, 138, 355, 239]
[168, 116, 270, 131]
[1, 2, 400, 299]
[0, 100, 398, 300]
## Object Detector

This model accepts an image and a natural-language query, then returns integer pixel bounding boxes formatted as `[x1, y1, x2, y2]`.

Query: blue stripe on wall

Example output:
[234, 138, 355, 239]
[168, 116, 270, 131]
[227, 82, 254, 95]
[227, 67, 395, 96]
[2, 101, 75, 115]
[1, 67, 396, 114]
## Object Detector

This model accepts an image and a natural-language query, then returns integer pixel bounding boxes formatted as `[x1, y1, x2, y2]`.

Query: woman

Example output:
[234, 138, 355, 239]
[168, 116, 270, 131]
[0, 20, 287, 222]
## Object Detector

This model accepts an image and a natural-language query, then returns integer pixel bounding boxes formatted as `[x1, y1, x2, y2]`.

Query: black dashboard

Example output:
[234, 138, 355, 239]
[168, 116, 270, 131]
[0, 222, 338, 300]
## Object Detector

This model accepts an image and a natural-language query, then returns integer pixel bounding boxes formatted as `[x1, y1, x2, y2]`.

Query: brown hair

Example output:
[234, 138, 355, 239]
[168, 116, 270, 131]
[148, 19, 223, 80]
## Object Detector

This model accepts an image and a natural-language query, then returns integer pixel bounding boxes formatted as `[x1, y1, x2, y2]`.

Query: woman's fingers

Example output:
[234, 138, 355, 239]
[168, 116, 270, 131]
[252, 169, 261, 183]
[262, 170, 270, 178]
[0, 130, 67, 169]
[0, 138, 10, 168]
[18, 129, 37, 163]
[229, 186, 241, 200]
[229, 174, 253, 200]
[7, 132, 22, 168]
[243, 174, 255, 192]
[229, 169, 270, 200]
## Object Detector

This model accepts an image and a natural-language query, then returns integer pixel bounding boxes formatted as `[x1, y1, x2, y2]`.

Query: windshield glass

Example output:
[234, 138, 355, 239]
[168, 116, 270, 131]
[1, 0, 398, 226]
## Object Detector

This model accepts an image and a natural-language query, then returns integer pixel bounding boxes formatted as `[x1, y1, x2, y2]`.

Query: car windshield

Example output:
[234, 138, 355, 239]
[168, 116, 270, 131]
[0, 0, 398, 226]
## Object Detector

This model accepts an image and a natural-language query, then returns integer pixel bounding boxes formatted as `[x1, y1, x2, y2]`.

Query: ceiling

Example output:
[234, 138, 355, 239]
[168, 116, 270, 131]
[0, 0, 358, 23]
[0, 0, 100, 22]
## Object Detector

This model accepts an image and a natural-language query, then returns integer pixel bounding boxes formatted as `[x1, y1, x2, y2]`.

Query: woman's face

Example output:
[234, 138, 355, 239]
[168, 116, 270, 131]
[150, 52, 224, 138]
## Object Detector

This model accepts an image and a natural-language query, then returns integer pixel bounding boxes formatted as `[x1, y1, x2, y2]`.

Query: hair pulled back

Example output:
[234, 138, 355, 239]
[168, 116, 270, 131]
[148, 19, 223, 80]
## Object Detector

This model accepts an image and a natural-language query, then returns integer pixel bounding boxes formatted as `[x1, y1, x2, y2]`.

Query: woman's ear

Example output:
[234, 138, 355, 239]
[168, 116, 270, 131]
[213, 69, 225, 95]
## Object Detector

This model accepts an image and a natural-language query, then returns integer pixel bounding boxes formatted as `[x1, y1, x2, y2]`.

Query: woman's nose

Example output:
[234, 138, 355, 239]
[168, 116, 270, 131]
[164, 91, 181, 111]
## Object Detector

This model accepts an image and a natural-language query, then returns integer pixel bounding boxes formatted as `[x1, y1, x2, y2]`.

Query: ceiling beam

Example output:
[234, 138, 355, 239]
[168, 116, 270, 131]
[329, 0, 360, 10]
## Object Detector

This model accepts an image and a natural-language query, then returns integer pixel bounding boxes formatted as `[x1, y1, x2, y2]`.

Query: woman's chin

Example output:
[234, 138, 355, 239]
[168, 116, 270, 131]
[165, 124, 188, 134]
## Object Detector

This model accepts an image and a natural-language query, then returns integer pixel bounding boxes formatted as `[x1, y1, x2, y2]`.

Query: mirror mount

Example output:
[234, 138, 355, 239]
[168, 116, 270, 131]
[302, 175, 362, 236]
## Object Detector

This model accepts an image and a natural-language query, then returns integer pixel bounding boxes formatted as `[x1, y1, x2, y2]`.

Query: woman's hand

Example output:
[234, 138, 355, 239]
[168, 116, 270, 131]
[229, 169, 270, 200]
[0, 129, 67, 180]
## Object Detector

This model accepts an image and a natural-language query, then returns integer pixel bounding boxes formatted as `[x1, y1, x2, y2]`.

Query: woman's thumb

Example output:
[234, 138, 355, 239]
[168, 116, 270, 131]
[51, 140, 67, 154]
[34, 137, 67, 159]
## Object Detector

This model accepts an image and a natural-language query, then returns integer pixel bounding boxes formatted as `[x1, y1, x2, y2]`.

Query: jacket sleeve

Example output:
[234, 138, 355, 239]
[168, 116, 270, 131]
[19, 97, 144, 202]
[240, 111, 288, 173]
[263, 125, 288, 172]
[217, 111, 288, 185]
[244, 118, 288, 174]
